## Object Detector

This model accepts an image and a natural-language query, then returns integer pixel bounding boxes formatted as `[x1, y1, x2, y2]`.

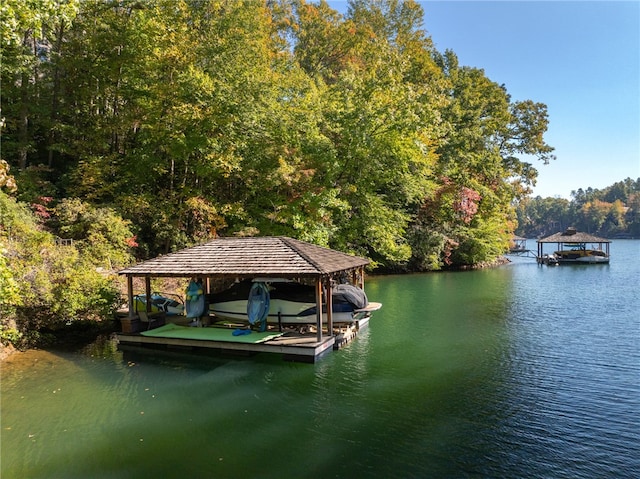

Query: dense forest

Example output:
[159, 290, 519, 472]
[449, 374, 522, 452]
[2, 0, 558, 347]
[516, 178, 640, 238]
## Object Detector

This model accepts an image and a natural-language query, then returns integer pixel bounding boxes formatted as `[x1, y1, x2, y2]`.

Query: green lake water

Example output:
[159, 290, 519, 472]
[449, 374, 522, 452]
[2, 240, 639, 478]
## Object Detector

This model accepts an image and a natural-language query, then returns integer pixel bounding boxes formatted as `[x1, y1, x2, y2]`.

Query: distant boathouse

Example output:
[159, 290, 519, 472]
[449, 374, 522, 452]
[536, 227, 611, 264]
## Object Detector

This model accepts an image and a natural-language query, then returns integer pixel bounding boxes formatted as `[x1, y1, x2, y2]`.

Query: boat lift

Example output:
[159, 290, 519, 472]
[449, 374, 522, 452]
[506, 248, 559, 265]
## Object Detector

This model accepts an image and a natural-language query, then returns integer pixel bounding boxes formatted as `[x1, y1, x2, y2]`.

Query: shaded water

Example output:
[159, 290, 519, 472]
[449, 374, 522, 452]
[2, 240, 639, 478]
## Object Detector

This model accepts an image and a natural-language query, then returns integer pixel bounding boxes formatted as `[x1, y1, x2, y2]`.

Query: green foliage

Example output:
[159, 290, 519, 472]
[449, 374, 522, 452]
[450, 214, 510, 266]
[53, 198, 135, 269]
[0, 325, 23, 346]
[1, 0, 557, 272]
[0, 0, 79, 177]
[0, 243, 22, 318]
[45, 246, 121, 321]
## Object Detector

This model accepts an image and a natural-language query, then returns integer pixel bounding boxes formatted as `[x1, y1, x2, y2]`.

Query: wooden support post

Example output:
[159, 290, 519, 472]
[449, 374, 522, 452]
[127, 275, 134, 319]
[538, 242, 542, 264]
[145, 276, 152, 312]
[325, 277, 333, 337]
[315, 279, 323, 343]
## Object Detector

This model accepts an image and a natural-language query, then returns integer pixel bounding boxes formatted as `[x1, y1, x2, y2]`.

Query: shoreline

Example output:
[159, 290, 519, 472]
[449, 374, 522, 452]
[0, 320, 118, 363]
[1, 257, 512, 362]
[0, 343, 17, 362]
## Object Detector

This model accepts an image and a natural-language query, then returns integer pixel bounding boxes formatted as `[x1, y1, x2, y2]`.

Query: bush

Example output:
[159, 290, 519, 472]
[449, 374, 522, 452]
[0, 325, 23, 346]
[0, 191, 124, 349]
[53, 198, 136, 269]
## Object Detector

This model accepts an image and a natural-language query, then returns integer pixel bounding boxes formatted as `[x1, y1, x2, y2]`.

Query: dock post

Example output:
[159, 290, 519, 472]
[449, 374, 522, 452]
[145, 276, 152, 313]
[315, 280, 323, 343]
[127, 275, 134, 319]
[325, 277, 333, 337]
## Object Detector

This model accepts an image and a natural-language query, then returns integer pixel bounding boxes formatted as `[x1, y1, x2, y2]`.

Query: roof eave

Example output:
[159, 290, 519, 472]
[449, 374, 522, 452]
[117, 236, 370, 278]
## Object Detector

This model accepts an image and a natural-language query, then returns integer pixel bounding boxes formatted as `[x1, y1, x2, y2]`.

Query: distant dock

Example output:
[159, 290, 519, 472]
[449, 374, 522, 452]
[507, 229, 611, 265]
[536, 228, 610, 264]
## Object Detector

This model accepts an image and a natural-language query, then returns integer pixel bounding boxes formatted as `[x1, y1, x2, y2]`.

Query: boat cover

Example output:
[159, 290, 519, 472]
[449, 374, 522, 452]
[185, 281, 207, 318]
[333, 284, 368, 309]
[209, 280, 368, 311]
[247, 282, 270, 330]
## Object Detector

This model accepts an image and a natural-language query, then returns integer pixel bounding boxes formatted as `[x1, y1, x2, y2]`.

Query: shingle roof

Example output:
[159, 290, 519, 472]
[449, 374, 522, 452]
[537, 229, 610, 244]
[118, 236, 369, 278]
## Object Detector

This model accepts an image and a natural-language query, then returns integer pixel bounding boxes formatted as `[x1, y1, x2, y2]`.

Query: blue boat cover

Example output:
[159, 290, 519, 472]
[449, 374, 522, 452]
[247, 282, 270, 331]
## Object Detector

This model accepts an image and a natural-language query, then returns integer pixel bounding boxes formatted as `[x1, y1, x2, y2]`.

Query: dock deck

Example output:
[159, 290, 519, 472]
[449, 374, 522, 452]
[115, 319, 368, 363]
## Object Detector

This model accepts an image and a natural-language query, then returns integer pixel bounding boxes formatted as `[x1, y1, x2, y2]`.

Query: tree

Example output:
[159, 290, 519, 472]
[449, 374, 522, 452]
[293, 0, 357, 83]
[0, 0, 79, 180]
[515, 195, 572, 238]
[1, 0, 558, 271]
[413, 49, 549, 268]
[517, 177, 640, 238]
[307, 0, 443, 263]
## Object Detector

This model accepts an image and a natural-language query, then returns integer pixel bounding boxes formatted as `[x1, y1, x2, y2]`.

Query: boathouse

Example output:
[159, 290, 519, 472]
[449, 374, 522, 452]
[117, 236, 373, 361]
[536, 228, 611, 264]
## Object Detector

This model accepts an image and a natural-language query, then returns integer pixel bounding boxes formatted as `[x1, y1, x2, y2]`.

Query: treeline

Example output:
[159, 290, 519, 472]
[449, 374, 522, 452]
[515, 178, 640, 238]
[1, 0, 554, 273]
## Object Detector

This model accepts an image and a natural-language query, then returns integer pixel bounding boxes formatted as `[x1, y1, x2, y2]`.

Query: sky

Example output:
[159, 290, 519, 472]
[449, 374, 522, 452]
[329, 1, 640, 198]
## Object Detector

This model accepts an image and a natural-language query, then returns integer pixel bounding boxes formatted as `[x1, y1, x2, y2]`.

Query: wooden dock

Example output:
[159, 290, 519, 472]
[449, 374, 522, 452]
[115, 319, 368, 363]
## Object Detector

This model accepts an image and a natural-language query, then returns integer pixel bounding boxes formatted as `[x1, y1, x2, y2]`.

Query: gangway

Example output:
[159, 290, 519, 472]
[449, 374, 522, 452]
[506, 249, 538, 259]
